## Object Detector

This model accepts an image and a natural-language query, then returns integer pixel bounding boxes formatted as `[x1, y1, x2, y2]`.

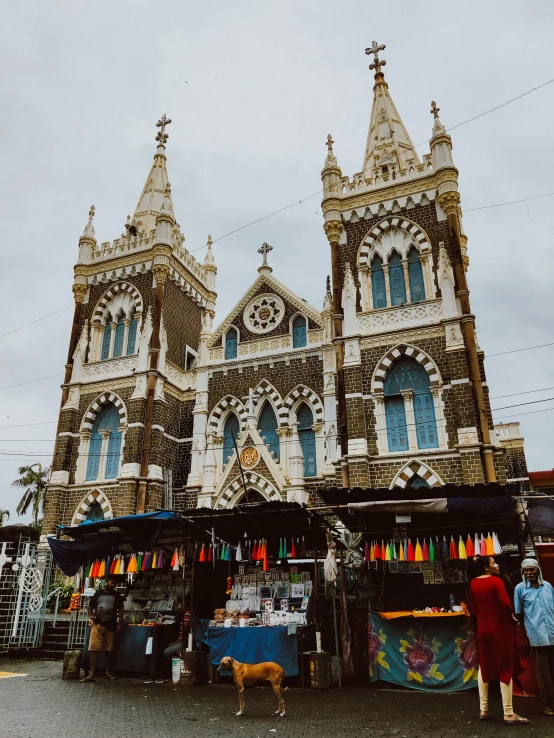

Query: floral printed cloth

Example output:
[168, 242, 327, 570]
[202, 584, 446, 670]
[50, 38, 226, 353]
[369, 612, 478, 691]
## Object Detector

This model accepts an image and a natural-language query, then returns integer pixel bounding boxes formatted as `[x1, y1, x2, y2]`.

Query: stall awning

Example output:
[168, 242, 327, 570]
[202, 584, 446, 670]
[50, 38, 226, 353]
[316, 486, 518, 535]
[527, 497, 554, 536]
[50, 511, 190, 575]
[180, 501, 331, 547]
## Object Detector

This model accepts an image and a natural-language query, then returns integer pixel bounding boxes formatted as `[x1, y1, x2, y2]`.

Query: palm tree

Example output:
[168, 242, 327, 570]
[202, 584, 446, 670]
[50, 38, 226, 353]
[12, 463, 49, 526]
[0, 509, 9, 527]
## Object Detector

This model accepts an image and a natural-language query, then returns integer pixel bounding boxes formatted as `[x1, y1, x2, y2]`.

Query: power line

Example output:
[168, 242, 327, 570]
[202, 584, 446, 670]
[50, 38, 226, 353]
[0, 306, 73, 340]
[490, 385, 554, 400]
[488, 341, 554, 358]
[491, 396, 554, 412]
[465, 191, 554, 213]
[0, 374, 64, 392]
[187, 76, 554, 254]
[0, 421, 57, 430]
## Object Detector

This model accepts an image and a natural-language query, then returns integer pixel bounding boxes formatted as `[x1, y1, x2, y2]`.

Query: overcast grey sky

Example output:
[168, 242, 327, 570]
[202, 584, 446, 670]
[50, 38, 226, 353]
[1, 1, 553, 521]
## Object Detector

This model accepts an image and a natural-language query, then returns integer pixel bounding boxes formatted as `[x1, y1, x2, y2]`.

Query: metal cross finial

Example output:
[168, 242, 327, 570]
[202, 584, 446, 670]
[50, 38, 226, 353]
[326, 275, 331, 293]
[365, 40, 387, 75]
[155, 114, 172, 146]
[430, 101, 440, 118]
[326, 134, 334, 154]
[89, 204, 95, 220]
[258, 242, 273, 266]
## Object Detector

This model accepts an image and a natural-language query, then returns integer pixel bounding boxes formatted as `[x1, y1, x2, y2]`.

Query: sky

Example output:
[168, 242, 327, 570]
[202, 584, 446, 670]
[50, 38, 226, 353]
[1, 1, 554, 522]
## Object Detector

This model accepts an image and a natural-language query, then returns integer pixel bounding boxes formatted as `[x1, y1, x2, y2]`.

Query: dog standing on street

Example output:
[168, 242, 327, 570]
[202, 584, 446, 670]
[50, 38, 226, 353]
[217, 656, 286, 717]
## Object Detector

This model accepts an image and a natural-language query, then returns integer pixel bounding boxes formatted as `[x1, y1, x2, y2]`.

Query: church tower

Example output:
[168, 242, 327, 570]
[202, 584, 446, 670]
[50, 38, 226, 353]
[44, 117, 216, 531]
[322, 43, 506, 490]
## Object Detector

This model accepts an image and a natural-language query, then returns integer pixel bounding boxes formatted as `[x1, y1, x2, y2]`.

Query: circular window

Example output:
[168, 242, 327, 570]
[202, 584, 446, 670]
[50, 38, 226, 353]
[243, 293, 285, 334]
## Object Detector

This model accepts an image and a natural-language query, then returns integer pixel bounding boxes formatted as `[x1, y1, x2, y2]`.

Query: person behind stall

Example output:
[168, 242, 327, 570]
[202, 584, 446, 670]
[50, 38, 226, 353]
[514, 558, 554, 716]
[80, 578, 124, 683]
[163, 600, 193, 662]
[469, 555, 529, 725]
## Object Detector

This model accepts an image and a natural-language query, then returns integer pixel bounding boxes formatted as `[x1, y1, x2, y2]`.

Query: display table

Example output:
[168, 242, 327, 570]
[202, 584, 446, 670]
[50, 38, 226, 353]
[208, 625, 299, 676]
[369, 611, 477, 692]
[82, 624, 177, 679]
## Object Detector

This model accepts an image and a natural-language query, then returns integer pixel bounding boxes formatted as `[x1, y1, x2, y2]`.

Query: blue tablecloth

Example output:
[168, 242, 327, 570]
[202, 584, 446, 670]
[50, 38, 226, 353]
[369, 611, 478, 692]
[208, 626, 299, 676]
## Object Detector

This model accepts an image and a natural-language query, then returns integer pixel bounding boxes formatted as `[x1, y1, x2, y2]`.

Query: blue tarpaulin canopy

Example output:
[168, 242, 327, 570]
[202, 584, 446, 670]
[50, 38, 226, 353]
[48, 511, 183, 575]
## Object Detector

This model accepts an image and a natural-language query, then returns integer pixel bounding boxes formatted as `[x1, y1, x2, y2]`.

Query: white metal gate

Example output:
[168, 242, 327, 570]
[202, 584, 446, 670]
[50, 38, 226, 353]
[0, 538, 53, 653]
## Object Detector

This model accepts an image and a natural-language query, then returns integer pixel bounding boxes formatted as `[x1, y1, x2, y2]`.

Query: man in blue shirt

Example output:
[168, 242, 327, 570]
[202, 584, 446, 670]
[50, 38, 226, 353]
[514, 558, 554, 716]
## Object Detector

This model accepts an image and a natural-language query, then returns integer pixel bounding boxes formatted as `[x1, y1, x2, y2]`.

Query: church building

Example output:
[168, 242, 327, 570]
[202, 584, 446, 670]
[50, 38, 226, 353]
[43, 45, 527, 532]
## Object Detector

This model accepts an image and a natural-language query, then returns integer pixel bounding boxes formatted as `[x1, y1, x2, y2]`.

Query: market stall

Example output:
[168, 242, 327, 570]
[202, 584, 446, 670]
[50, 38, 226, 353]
[318, 484, 524, 691]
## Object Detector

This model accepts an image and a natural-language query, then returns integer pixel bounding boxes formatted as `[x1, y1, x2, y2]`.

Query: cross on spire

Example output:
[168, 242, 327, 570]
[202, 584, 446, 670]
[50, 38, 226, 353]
[155, 114, 172, 147]
[430, 101, 440, 118]
[258, 242, 273, 267]
[326, 134, 334, 154]
[365, 41, 386, 75]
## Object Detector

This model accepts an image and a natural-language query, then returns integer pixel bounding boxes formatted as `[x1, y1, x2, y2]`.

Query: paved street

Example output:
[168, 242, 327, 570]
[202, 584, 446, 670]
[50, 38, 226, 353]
[0, 659, 552, 738]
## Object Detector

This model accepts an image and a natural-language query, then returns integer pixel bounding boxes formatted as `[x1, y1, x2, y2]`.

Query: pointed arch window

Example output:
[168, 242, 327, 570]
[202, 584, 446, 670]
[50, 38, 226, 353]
[223, 413, 240, 466]
[292, 315, 307, 348]
[388, 252, 406, 306]
[127, 313, 138, 355]
[371, 256, 387, 309]
[82, 500, 105, 524]
[408, 247, 425, 303]
[383, 357, 438, 452]
[297, 403, 316, 476]
[113, 315, 125, 358]
[225, 328, 238, 360]
[101, 318, 112, 361]
[86, 403, 123, 481]
[258, 402, 280, 461]
[407, 475, 430, 489]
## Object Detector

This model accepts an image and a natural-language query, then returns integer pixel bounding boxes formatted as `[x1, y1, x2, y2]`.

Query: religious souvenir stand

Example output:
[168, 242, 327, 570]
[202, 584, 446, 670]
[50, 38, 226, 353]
[318, 484, 525, 692]
[49, 503, 335, 685]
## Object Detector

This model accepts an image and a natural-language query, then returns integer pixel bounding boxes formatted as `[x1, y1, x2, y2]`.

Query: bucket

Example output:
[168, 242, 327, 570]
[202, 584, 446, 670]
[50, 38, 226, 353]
[181, 651, 209, 686]
[309, 651, 331, 690]
[171, 657, 183, 684]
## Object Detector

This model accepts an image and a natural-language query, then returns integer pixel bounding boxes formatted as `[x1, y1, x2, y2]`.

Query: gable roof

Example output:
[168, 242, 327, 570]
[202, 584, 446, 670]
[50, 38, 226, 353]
[209, 271, 324, 348]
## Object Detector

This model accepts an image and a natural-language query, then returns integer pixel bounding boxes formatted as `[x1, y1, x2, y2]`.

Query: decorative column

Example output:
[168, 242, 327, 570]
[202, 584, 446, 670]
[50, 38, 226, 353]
[286, 424, 307, 505]
[75, 430, 92, 483]
[108, 320, 117, 358]
[97, 430, 111, 482]
[420, 253, 434, 300]
[123, 319, 131, 355]
[90, 322, 104, 361]
[372, 392, 388, 455]
[401, 390, 418, 450]
[402, 260, 411, 303]
[432, 387, 448, 449]
[382, 264, 391, 306]
[359, 266, 372, 312]
[277, 426, 292, 478]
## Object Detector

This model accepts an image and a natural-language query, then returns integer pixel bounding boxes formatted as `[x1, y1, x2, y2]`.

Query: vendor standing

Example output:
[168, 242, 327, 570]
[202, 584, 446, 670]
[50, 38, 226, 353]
[81, 578, 124, 683]
[514, 558, 554, 716]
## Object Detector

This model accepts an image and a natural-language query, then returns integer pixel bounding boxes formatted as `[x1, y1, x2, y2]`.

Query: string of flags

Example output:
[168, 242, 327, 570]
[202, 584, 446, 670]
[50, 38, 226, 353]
[363, 531, 503, 563]
[82, 535, 310, 580]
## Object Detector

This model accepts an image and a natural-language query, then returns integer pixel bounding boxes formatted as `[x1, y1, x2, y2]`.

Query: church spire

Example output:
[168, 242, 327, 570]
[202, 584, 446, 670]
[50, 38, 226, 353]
[132, 115, 175, 235]
[362, 42, 420, 182]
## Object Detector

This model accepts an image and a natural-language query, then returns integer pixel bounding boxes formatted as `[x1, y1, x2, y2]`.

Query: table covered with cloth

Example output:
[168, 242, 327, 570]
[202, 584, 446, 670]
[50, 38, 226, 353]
[208, 625, 299, 676]
[82, 624, 177, 678]
[368, 611, 478, 692]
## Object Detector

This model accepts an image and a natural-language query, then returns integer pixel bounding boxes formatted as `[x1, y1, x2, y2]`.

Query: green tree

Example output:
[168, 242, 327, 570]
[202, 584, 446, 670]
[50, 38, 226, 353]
[0, 509, 9, 526]
[12, 463, 49, 526]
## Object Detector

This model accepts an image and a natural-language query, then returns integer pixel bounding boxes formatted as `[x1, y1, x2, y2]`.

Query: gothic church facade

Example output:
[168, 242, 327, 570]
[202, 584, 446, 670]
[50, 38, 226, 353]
[43, 47, 526, 532]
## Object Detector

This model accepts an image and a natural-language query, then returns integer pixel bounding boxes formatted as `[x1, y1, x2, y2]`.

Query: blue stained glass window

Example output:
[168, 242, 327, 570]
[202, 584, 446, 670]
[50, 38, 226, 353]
[388, 252, 406, 306]
[297, 403, 316, 476]
[408, 247, 426, 303]
[371, 256, 387, 309]
[113, 315, 125, 358]
[223, 413, 239, 465]
[293, 315, 307, 348]
[258, 402, 280, 461]
[225, 328, 238, 360]
[127, 316, 138, 355]
[82, 500, 105, 524]
[408, 475, 430, 488]
[101, 321, 112, 360]
[383, 357, 439, 452]
[86, 403, 122, 481]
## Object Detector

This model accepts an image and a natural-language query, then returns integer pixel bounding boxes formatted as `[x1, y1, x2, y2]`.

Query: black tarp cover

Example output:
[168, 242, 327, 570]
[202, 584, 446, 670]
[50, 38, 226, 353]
[527, 497, 554, 536]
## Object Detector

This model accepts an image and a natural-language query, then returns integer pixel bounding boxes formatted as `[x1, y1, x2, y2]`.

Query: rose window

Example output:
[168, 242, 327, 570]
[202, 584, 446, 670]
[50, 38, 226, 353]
[243, 293, 285, 334]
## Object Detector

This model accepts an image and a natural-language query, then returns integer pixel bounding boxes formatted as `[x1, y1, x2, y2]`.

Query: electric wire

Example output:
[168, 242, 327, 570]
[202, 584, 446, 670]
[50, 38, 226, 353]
[0, 306, 73, 339]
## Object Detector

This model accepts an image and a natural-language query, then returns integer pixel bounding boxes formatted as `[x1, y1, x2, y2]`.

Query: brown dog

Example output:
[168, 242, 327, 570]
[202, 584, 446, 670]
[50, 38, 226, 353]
[218, 656, 286, 717]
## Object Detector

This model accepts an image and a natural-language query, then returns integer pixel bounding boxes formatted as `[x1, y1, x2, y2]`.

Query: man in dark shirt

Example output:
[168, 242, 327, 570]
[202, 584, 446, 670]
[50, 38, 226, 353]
[81, 578, 124, 682]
